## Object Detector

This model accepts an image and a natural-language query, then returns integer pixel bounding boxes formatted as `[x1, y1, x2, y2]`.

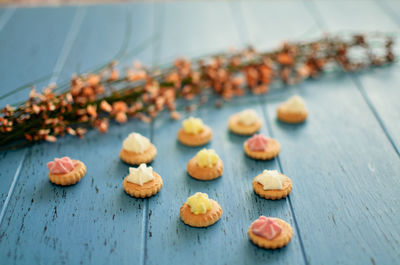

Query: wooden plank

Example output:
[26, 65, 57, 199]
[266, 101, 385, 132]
[58, 2, 155, 83]
[239, 0, 319, 50]
[309, 0, 400, 152]
[0, 3, 155, 264]
[147, 97, 305, 265]
[157, 1, 241, 65]
[0, 6, 78, 107]
[0, 7, 77, 210]
[0, 123, 151, 265]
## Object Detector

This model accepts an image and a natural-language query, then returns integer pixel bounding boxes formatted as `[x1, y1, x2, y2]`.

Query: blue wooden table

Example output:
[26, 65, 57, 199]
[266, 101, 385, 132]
[0, 1, 400, 264]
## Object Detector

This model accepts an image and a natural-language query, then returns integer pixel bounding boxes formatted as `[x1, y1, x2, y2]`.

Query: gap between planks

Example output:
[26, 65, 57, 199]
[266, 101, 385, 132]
[141, 3, 163, 265]
[303, 0, 400, 158]
[230, 1, 310, 264]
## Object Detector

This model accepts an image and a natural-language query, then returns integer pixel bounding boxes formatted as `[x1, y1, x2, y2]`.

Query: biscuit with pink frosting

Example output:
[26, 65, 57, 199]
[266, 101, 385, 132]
[47, 157, 86, 186]
[248, 216, 293, 249]
[243, 134, 280, 160]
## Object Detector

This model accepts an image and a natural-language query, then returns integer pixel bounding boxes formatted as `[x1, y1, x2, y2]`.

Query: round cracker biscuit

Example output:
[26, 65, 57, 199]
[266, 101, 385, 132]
[180, 200, 222, 227]
[248, 218, 293, 249]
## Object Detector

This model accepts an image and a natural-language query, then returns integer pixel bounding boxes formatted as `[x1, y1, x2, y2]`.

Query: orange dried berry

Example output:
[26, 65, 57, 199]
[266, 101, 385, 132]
[115, 111, 128, 123]
[277, 53, 293, 65]
[87, 105, 97, 118]
[108, 69, 119, 81]
[112, 101, 128, 113]
[87, 74, 101, 86]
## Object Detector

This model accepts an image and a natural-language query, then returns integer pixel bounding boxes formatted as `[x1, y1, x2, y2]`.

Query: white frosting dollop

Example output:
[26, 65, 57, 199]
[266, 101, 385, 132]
[126, 163, 155, 186]
[285, 95, 306, 112]
[238, 109, 259, 126]
[122, 132, 151, 153]
[256, 170, 286, 190]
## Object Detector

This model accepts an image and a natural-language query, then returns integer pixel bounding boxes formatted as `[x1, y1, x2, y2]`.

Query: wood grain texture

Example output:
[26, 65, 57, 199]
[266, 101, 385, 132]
[0, 123, 151, 264]
[0, 7, 77, 210]
[238, 0, 319, 50]
[145, 2, 307, 264]
[262, 75, 400, 265]
[58, 2, 155, 82]
[156, 1, 241, 65]
[247, 0, 400, 264]
[147, 97, 304, 265]
[308, 0, 400, 152]
[0, 6, 77, 107]
[0, 3, 154, 264]
[0, 1, 400, 264]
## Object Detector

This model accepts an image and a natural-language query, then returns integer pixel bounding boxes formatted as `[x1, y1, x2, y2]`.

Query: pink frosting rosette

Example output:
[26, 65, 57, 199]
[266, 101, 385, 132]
[47, 157, 76, 174]
[247, 134, 268, 151]
[251, 216, 282, 240]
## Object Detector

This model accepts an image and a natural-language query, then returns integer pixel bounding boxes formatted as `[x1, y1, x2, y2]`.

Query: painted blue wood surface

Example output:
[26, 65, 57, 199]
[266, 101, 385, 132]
[0, 3, 155, 264]
[0, 7, 77, 210]
[308, 0, 400, 151]
[0, 1, 400, 265]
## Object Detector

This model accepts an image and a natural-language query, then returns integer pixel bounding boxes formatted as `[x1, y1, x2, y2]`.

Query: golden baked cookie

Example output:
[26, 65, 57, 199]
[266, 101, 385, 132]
[248, 217, 293, 249]
[243, 135, 280, 160]
[177, 126, 212, 147]
[47, 157, 86, 186]
[277, 105, 308, 123]
[187, 149, 224, 181]
[277, 95, 308, 124]
[123, 170, 163, 198]
[120, 144, 157, 165]
[228, 109, 262, 136]
[120, 132, 157, 165]
[177, 117, 212, 146]
[252, 172, 292, 200]
[180, 192, 222, 227]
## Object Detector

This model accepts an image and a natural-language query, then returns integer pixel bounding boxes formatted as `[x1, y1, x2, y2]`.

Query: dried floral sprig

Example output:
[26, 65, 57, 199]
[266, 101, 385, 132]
[0, 33, 396, 150]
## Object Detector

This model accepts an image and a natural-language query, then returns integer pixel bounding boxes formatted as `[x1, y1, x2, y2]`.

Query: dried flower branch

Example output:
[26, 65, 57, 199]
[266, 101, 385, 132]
[0, 33, 396, 150]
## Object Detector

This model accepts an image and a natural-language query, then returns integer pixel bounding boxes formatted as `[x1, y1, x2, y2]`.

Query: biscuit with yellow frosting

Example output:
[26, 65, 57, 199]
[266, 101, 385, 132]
[277, 95, 308, 124]
[120, 132, 157, 165]
[177, 117, 212, 146]
[180, 192, 222, 227]
[123, 164, 163, 198]
[187, 149, 224, 181]
[228, 109, 262, 135]
[252, 170, 292, 200]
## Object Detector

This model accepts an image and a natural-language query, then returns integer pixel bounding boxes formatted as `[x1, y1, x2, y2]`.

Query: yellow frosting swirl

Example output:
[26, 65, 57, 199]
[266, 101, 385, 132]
[186, 192, 212, 214]
[196, 149, 219, 168]
[182, 117, 204, 134]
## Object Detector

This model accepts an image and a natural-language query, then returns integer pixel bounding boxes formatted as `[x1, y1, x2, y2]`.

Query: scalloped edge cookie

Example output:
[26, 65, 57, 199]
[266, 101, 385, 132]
[123, 172, 163, 198]
[243, 138, 281, 160]
[120, 144, 157, 165]
[180, 199, 222, 227]
[248, 218, 293, 249]
[252, 174, 292, 200]
[277, 104, 308, 124]
[48, 160, 86, 186]
[228, 114, 262, 135]
[177, 126, 212, 147]
[187, 157, 224, 181]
